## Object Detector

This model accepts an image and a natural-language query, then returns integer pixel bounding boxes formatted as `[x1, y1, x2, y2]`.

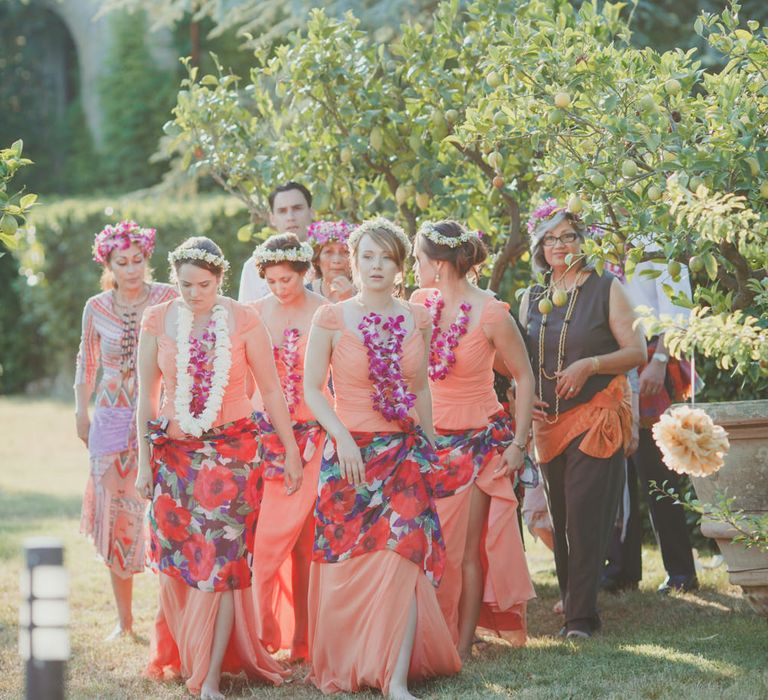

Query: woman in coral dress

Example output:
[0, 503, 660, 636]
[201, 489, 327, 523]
[411, 220, 536, 659]
[75, 220, 176, 639]
[304, 218, 461, 699]
[247, 234, 329, 661]
[135, 237, 301, 699]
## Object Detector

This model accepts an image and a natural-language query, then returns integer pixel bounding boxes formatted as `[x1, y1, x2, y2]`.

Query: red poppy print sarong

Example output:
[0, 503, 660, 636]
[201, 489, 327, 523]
[146, 415, 264, 592]
[431, 411, 515, 498]
[313, 429, 446, 586]
[253, 411, 324, 480]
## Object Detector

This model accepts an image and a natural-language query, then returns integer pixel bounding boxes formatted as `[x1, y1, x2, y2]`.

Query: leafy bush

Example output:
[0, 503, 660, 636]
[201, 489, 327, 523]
[99, 11, 178, 190]
[14, 195, 252, 392]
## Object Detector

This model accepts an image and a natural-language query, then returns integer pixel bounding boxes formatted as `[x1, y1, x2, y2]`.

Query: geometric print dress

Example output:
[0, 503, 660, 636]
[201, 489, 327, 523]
[76, 282, 176, 577]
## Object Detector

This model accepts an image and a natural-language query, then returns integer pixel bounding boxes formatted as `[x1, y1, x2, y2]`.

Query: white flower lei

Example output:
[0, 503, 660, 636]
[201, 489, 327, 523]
[174, 303, 232, 437]
[418, 220, 480, 248]
[252, 241, 314, 265]
[168, 248, 230, 272]
[349, 217, 412, 255]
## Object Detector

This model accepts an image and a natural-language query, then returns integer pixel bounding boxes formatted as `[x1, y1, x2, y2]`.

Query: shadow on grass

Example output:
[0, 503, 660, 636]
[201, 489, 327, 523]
[0, 488, 82, 560]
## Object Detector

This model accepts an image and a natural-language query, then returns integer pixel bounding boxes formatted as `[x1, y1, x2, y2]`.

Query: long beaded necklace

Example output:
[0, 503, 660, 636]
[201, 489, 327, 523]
[537, 273, 585, 424]
[112, 283, 151, 380]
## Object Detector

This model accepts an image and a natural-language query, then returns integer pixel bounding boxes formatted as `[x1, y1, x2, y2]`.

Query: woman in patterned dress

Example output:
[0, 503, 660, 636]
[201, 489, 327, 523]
[304, 218, 460, 699]
[135, 237, 300, 699]
[75, 220, 176, 639]
[247, 234, 329, 661]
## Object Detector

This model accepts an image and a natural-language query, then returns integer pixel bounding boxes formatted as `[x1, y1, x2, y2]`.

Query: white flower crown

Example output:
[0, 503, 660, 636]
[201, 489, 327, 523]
[252, 240, 314, 265]
[168, 247, 230, 272]
[349, 217, 412, 255]
[418, 221, 479, 248]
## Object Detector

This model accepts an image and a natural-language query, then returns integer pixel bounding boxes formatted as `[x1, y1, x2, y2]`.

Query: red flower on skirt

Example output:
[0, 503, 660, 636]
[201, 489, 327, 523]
[156, 442, 197, 481]
[351, 516, 391, 556]
[182, 533, 216, 582]
[193, 464, 238, 511]
[323, 516, 362, 558]
[395, 528, 427, 566]
[244, 468, 263, 511]
[384, 471, 429, 520]
[319, 479, 358, 519]
[215, 432, 258, 464]
[244, 510, 259, 554]
[214, 558, 251, 591]
[154, 493, 192, 542]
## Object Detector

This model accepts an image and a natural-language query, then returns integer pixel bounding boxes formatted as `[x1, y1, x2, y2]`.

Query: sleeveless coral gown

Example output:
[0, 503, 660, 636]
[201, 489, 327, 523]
[248, 298, 329, 659]
[140, 299, 285, 694]
[307, 303, 461, 694]
[411, 289, 535, 647]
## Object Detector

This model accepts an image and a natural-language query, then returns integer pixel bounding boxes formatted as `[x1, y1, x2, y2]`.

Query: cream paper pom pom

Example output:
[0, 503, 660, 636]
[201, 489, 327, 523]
[652, 405, 730, 477]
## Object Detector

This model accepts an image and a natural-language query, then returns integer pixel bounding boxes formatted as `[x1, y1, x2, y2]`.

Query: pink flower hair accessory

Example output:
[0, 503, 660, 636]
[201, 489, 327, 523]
[92, 220, 156, 264]
[526, 198, 564, 235]
[307, 220, 353, 247]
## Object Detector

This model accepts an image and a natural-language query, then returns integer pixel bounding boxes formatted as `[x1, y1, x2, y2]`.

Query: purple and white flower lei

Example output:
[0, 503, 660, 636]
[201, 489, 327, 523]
[273, 328, 302, 413]
[358, 312, 416, 427]
[424, 294, 472, 381]
[92, 220, 156, 264]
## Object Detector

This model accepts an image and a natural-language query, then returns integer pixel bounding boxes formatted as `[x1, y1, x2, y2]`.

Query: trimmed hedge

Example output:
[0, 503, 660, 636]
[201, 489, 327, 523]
[16, 195, 254, 392]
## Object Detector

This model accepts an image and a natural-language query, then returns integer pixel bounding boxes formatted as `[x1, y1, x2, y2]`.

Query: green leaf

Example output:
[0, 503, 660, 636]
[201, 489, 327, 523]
[20, 193, 38, 209]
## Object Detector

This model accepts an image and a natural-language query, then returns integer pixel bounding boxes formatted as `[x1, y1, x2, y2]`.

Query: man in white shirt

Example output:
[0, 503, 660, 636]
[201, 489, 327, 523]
[238, 182, 315, 302]
[604, 257, 699, 594]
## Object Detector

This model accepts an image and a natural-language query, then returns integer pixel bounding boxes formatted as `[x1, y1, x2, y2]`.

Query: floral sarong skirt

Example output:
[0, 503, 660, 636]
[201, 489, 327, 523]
[431, 411, 515, 498]
[253, 411, 324, 480]
[313, 428, 446, 586]
[146, 415, 264, 592]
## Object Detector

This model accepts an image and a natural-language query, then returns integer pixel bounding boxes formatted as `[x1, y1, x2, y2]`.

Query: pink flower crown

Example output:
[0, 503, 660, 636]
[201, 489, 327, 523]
[307, 220, 353, 247]
[92, 220, 156, 264]
[526, 198, 566, 235]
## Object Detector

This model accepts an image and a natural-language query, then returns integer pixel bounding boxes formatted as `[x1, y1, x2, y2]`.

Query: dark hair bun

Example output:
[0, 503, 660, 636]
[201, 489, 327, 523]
[419, 220, 487, 277]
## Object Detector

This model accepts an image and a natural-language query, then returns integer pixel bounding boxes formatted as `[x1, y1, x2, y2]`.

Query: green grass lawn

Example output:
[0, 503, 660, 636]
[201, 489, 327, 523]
[0, 397, 765, 699]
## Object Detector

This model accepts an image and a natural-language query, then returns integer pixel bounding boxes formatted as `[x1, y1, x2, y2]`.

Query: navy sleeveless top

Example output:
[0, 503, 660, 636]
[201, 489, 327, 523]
[526, 271, 619, 415]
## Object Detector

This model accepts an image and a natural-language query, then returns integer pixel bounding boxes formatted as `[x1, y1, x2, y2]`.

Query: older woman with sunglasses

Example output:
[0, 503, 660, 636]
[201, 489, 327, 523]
[519, 201, 645, 640]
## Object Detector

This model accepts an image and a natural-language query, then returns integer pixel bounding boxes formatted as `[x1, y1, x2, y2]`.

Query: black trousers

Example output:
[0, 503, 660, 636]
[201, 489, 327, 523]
[603, 458, 643, 584]
[542, 436, 625, 633]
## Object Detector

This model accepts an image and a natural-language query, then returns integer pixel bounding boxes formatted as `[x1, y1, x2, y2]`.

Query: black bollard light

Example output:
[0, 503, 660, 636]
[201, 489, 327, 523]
[19, 537, 68, 700]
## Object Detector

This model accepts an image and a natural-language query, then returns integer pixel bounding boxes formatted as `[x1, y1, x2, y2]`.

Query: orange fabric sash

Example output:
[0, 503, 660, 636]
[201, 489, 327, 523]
[533, 375, 631, 464]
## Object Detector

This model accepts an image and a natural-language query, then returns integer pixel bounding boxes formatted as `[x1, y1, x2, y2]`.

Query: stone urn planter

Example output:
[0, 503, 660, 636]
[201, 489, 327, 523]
[689, 399, 768, 619]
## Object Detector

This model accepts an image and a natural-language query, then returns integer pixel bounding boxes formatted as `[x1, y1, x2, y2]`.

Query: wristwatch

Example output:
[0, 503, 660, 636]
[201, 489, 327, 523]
[652, 352, 669, 364]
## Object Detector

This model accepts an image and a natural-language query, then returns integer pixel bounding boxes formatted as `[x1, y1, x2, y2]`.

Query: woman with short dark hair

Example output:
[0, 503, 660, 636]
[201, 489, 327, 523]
[520, 200, 646, 639]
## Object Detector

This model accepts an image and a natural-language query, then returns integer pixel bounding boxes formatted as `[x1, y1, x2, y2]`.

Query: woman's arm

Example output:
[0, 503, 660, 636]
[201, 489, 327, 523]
[246, 321, 303, 493]
[74, 302, 99, 447]
[487, 313, 536, 478]
[412, 324, 436, 445]
[554, 278, 647, 399]
[304, 323, 365, 485]
[135, 328, 161, 499]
